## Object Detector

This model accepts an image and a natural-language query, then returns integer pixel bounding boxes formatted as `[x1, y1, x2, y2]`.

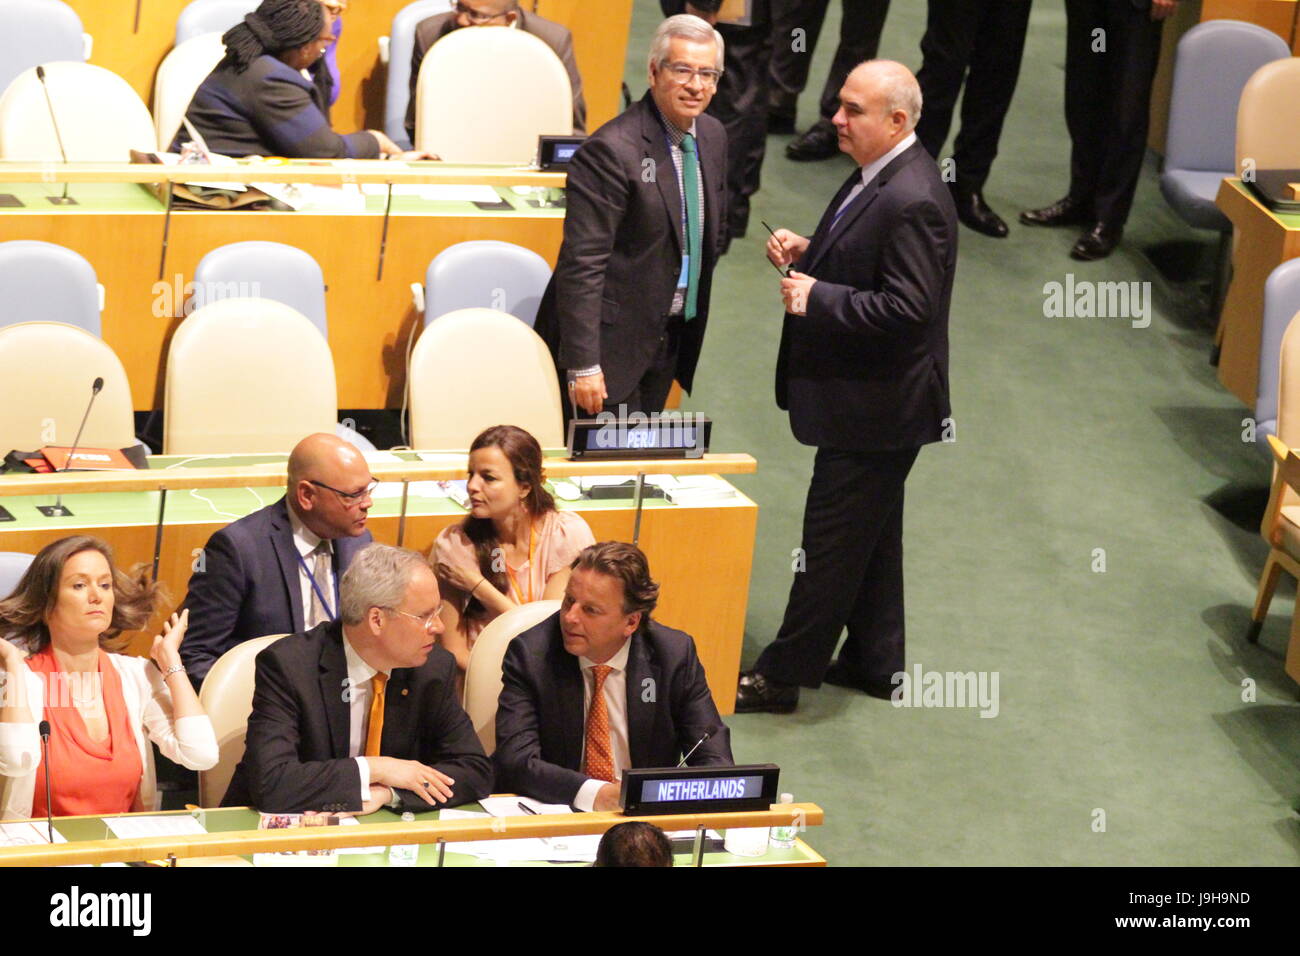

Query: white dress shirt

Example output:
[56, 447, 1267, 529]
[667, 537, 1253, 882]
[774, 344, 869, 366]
[573, 638, 632, 812]
[341, 634, 390, 806]
[287, 507, 335, 625]
[834, 131, 919, 220]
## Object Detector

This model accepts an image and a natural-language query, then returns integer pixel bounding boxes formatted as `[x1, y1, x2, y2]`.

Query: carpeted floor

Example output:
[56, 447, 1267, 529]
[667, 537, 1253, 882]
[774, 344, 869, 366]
[623, 0, 1300, 865]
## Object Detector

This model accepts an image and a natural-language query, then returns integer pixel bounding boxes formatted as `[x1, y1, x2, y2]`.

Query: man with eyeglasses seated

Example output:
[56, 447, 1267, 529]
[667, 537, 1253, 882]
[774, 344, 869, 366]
[223, 543, 492, 814]
[405, 0, 586, 144]
[180, 433, 376, 687]
[533, 14, 728, 421]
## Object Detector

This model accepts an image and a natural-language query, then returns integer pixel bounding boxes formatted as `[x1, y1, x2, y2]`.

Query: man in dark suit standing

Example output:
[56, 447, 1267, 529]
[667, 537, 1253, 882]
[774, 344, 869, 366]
[737, 60, 957, 713]
[405, 0, 586, 143]
[224, 543, 492, 813]
[495, 542, 733, 811]
[180, 432, 375, 686]
[914, 0, 1032, 238]
[534, 14, 728, 420]
[1020, 0, 1181, 259]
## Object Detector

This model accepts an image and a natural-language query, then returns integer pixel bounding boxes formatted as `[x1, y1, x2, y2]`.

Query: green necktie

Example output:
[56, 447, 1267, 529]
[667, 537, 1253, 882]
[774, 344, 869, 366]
[681, 133, 702, 321]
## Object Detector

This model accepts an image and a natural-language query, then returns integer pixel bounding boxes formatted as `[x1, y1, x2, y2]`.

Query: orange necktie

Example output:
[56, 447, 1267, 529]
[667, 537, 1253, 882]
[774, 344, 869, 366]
[582, 664, 615, 782]
[364, 672, 387, 757]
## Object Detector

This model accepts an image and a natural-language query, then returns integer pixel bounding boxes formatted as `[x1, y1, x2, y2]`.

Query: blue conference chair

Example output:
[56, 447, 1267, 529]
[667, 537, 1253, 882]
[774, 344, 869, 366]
[0, 552, 35, 597]
[175, 0, 258, 45]
[1160, 20, 1289, 318]
[0, 241, 102, 337]
[1253, 260, 1300, 459]
[383, 0, 453, 149]
[0, 0, 86, 98]
[420, 240, 552, 328]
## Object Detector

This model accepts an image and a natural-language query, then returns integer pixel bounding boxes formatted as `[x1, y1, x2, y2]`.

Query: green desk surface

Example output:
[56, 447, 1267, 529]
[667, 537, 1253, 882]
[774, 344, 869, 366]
[1227, 179, 1300, 229]
[0, 182, 564, 218]
[49, 806, 820, 868]
[0, 453, 739, 530]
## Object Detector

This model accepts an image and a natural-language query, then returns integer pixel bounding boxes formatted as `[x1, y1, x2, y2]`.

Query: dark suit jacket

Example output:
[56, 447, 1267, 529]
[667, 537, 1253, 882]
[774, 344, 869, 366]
[776, 140, 957, 450]
[494, 613, 733, 807]
[222, 621, 493, 812]
[533, 93, 728, 401]
[405, 10, 586, 141]
[180, 497, 373, 684]
[179, 54, 379, 158]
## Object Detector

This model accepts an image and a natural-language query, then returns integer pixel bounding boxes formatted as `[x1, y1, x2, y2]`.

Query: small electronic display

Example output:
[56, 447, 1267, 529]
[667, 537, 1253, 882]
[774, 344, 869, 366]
[619, 764, 780, 816]
[566, 415, 711, 460]
[539, 135, 586, 171]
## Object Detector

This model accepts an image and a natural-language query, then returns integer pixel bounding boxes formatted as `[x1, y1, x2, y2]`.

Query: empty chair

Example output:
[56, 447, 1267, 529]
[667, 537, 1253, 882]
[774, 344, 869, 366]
[0, 322, 136, 450]
[175, 0, 258, 45]
[382, 0, 452, 150]
[0, 0, 87, 98]
[413, 27, 571, 163]
[0, 241, 102, 336]
[418, 240, 552, 329]
[165, 298, 338, 454]
[408, 308, 564, 449]
[0, 62, 156, 161]
[0, 552, 35, 597]
[153, 32, 227, 150]
[193, 241, 328, 336]
[197, 633, 285, 807]
[1253, 260, 1300, 459]
[462, 600, 560, 754]
[1237, 58, 1300, 174]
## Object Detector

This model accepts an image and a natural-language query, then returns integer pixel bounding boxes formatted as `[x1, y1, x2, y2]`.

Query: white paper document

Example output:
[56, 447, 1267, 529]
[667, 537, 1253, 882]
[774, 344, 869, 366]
[0, 821, 66, 845]
[358, 184, 502, 203]
[439, 803, 600, 863]
[103, 815, 208, 840]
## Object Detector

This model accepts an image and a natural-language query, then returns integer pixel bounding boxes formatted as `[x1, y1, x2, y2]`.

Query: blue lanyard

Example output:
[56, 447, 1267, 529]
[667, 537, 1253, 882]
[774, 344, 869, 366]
[295, 548, 339, 622]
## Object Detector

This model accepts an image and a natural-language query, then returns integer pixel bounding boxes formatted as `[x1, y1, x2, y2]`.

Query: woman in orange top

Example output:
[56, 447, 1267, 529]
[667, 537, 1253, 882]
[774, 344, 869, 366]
[431, 425, 595, 670]
[0, 536, 217, 820]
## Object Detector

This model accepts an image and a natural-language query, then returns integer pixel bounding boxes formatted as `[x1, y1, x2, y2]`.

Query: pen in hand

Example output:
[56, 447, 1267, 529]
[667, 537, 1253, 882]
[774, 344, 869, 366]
[761, 220, 794, 277]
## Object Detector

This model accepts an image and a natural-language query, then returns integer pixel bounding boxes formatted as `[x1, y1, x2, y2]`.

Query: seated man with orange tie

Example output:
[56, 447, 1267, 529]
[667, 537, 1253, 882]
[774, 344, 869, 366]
[494, 542, 732, 812]
[223, 543, 492, 813]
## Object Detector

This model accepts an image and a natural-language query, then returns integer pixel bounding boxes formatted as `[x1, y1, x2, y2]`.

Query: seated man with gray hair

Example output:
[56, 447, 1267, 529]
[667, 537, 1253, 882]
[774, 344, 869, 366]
[224, 543, 492, 813]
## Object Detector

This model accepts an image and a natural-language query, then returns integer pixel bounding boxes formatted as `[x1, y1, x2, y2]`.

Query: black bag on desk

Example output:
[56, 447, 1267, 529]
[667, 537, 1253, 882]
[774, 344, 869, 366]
[1, 449, 42, 473]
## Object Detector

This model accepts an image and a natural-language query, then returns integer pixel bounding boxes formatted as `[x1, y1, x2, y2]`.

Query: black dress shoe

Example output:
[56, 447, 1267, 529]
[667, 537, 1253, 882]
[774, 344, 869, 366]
[1070, 222, 1123, 261]
[1019, 195, 1090, 228]
[767, 112, 796, 135]
[824, 660, 897, 701]
[950, 185, 1009, 238]
[785, 119, 839, 161]
[735, 669, 799, 714]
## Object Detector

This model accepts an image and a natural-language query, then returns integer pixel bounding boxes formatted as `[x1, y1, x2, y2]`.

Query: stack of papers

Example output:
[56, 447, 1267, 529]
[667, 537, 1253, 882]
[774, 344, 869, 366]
[0, 821, 66, 846]
[434, 798, 601, 864]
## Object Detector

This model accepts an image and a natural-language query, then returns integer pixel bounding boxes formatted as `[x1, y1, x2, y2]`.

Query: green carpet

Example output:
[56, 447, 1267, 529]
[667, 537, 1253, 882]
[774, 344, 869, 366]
[624, 0, 1300, 865]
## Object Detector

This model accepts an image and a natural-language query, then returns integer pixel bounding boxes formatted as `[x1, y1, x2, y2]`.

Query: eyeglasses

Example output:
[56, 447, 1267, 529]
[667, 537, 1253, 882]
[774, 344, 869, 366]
[453, 1, 517, 24]
[387, 605, 444, 630]
[661, 63, 723, 90]
[308, 478, 378, 503]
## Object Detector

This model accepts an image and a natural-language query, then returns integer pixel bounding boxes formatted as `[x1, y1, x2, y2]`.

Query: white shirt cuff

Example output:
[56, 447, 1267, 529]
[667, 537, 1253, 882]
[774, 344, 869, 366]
[355, 756, 370, 807]
[573, 778, 606, 813]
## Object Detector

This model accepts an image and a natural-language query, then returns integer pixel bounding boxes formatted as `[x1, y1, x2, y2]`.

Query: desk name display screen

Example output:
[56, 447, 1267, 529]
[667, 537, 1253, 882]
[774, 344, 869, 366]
[567, 416, 712, 460]
[620, 764, 780, 815]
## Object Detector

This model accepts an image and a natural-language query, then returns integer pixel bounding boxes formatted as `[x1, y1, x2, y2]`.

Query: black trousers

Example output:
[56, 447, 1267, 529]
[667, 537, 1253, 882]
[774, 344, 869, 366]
[914, 0, 1031, 190]
[768, 0, 891, 123]
[1064, 0, 1164, 226]
[755, 445, 919, 688]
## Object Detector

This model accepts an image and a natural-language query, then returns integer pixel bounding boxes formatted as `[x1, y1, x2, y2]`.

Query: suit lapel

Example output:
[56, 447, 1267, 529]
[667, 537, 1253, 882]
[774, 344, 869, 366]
[551, 640, 586, 771]
[269, 499, 305, 633]
[381, 667, 413, 756]
[316, 623, 350, 758]
[642, 97, 682, 258]
[624, 633, 657, 769]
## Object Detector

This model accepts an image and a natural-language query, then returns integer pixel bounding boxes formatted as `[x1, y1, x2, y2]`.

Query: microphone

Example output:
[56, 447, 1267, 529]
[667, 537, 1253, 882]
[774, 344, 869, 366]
[677, 730, 712, 767]
[35, 65, 77, 206]
[38, 376, 102, 518]
[39, 720, 53, 843]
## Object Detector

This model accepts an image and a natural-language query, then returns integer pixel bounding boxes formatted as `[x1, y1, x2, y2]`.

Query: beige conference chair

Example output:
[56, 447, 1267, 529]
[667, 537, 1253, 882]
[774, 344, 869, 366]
[0, 62, 155, 160]
[152, 31, 226, 151]
[197, 633, 286, 807]
[462, 600, 561, 755]
[0, 321, 136, 450]
[408, 307, 564, 450]
[164, 297, 339, 454]
[413, 27, 572, 163]
[1236, 58, 1300, 175]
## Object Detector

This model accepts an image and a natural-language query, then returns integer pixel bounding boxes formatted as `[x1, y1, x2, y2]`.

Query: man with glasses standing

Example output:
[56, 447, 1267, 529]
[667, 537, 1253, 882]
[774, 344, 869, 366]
[223, 543, 492, 814]
[534, 14, 728, 420]
[406, 0, 586, 143]
[181, 432, 376, 686]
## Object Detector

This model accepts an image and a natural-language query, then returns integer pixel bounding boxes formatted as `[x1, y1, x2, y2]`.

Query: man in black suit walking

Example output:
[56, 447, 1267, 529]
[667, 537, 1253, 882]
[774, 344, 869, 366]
[737, 60, 957, 713]
[534, 14, 728, 421]
[1020, 0, 1181, 260]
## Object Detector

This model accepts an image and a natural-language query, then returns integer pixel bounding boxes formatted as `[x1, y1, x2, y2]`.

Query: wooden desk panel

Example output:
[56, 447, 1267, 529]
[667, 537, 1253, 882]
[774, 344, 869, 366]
[1201, 0, 1299, 45]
